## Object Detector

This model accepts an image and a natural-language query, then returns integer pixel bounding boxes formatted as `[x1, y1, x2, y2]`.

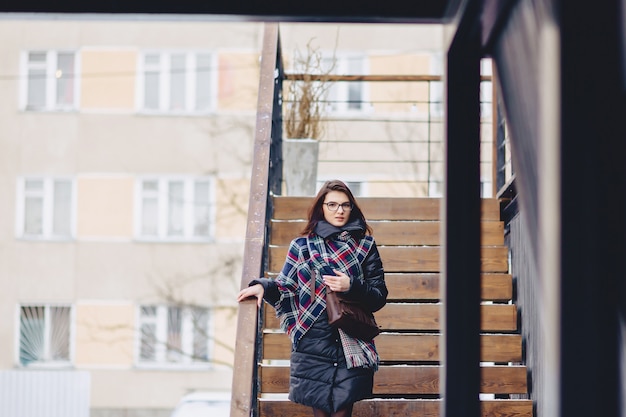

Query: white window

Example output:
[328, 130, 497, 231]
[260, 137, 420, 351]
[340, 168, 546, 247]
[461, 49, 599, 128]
[429, 52, 445, 119]
[480, 58, 493, 119]
[18, 305, 72, 367]
[322, 54, 367, 113]
[138, 51, 216, 114]
[16, 177, 75, 239]
[137, 305, 211, 366]
[428, 180, 444, 198]
[135, 177, 214, 241]
[21, 50, 78, 111]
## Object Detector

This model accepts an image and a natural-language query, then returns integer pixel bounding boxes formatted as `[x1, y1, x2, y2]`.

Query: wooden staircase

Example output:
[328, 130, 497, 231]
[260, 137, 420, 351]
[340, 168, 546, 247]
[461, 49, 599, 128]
[254, 196, 532, 417]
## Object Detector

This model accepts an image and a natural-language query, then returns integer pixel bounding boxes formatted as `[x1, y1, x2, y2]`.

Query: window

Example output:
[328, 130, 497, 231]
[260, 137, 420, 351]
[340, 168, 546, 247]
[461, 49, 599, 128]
[428, 180, 444, 198]
[138, 51, 216, 114]
[480, 58, 494, 119]
[322, 54, 367, 113]
[16, 177, 75, 239]
[21, 50, 78, 111]
[345, 181, 363, 197]
[18, 305, 72, 367]
[136, 177, 214, 241]
[429, 52, 445, 119]
[137, 305, 211, 366]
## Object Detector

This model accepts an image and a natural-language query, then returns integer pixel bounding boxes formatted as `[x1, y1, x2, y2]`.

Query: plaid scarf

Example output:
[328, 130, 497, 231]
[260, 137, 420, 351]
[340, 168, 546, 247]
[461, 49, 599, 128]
[272, 231, 379, 370]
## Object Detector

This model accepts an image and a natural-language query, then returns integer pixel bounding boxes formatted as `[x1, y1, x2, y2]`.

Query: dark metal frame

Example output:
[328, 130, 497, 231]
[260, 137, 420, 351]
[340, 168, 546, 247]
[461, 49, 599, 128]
[442, 1, 483, 416]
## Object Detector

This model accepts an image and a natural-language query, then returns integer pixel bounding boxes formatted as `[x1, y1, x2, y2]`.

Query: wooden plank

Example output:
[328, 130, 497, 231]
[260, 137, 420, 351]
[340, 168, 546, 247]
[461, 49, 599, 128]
[268, 246, 508, 273]
[479, 273, 513, 301]
[385, 273, 441, 300]
[270, 220, 505, 246]
[259, 399, 533, 417]
[265, 272, 513, 302]
[376, 246, 440, 273]
[377, 304, 517, 332]
[385, 273, 512, 301]
[262, 333, 522, 362]
[260, 365, 528, 394]
[272, 196, 501, 221]
[264, 303, 518, 332]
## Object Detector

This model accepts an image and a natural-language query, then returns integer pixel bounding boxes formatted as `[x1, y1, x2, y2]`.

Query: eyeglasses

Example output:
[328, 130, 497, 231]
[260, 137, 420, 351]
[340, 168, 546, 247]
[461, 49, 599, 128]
[323, 202, 353, 212]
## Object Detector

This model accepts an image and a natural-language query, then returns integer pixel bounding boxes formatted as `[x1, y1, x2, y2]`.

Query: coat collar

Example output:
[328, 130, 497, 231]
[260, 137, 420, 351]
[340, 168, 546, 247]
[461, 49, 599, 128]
[314, 218, 365, 239]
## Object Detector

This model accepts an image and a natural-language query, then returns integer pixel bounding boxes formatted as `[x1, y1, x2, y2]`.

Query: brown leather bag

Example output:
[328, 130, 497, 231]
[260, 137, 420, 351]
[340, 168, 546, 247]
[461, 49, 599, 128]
[325, 288, 381, 341]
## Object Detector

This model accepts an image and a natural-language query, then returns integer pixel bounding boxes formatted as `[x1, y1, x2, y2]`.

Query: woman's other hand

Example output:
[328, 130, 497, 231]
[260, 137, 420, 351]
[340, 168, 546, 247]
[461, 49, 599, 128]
[237, 283, 265, 308]
[323, 270, 351, 292]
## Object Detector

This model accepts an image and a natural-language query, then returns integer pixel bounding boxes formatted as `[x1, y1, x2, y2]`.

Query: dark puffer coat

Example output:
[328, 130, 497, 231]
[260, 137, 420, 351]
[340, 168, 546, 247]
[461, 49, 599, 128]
[289, 310, 375, 412]
[253, 222, 387, 413]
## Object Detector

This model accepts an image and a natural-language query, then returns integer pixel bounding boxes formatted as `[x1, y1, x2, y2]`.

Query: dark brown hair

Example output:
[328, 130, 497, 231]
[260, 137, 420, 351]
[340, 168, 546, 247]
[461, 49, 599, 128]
[300, 180, 372, 236]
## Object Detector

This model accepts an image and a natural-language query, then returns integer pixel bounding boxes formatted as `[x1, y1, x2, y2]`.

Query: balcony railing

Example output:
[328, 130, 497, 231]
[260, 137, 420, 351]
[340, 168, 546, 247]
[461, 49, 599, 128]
[283, 73, 504, 198]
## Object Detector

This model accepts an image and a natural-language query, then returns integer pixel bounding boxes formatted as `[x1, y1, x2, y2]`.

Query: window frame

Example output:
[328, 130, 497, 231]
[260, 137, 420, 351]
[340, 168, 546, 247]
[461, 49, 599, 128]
[19, 50, 80, 112]
[322, 53, 370, 115]
[15, 176, 76, 240]
[136, 50, 218, 115]
[15, 303, 75, 368]
[133, 175, 216, 242]
[135, 304, 214, 369]
[317, 178, 367, 198]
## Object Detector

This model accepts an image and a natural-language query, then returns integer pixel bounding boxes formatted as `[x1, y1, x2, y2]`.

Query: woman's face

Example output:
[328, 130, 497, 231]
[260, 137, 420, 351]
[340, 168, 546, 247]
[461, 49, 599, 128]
[322, 190, 351, 228]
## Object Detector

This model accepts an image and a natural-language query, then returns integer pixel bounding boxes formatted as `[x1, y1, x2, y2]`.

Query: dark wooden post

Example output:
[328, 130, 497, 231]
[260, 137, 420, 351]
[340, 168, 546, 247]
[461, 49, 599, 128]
[441, 2, 483, 417]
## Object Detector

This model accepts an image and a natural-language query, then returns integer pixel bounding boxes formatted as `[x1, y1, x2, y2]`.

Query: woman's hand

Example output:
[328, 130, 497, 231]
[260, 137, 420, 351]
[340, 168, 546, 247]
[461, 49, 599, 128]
[237, 283, 265, 308]
[323, 270, 351, 292]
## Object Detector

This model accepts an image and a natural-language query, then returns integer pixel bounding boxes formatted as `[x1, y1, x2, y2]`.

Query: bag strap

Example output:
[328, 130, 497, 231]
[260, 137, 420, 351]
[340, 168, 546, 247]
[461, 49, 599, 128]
[310, 261, 316, 302]
[306, 237, 316, 303]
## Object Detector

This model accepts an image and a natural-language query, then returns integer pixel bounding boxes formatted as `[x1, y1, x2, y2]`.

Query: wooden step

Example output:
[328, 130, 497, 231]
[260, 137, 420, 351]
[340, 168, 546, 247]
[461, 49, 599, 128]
[260, 364, 528, 394]
[265, 272, 513, 301]
[264, 303, 518, 332]
[269, 246, 509, 273]
[270, 219, 505, 246]
[258, 399, 533, 417]
[384, 273, 513, 301]
[262, 333, 522, 362]
[272, 196, 501, 221]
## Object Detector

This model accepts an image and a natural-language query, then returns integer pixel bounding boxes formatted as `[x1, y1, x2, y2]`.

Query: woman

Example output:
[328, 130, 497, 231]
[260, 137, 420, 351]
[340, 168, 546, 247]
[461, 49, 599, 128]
[237, 180, 387, 417]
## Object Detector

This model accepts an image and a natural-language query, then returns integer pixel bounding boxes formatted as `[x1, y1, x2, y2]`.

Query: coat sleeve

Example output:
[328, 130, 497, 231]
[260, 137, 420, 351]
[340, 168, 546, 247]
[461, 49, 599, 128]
[249, 277, 280, 305]
[249, 237, 304, 309]
[344, 240, 388, 312]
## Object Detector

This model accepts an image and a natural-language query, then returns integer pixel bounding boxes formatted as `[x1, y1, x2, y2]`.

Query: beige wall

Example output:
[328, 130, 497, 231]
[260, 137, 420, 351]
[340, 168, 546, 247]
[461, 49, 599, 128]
[218, 53, 260, 111]
[214, 177, 250, 240]
[81, 49, 137, 111]
[211, 306, 237, 367]
[77, 176, 134, 238]
[370, 54, 433, 114]
[75, 303, 135, 366]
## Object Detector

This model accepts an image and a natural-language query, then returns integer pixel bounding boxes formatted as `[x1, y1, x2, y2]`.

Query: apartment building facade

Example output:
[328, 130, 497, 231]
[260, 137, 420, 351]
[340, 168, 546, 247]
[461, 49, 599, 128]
[0, 18, 455, 416]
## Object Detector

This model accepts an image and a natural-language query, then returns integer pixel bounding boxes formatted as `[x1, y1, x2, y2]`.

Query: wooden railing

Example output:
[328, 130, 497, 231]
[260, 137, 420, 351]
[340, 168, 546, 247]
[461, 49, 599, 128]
[230, 23, 282, 417]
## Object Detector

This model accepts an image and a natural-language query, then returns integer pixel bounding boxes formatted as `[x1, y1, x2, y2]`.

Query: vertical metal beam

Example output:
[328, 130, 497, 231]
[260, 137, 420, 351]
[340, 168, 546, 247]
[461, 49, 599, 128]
[269, 30, 284, 197]
[441, 2, 483, 417]
[491, 60, 499, 197]
[558, 0, 625, 416]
